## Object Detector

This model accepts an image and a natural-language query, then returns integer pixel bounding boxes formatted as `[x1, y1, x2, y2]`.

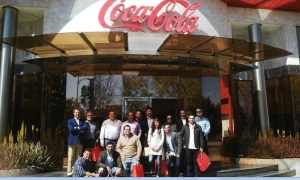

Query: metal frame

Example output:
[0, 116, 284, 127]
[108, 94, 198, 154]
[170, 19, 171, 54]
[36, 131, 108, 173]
[122, 96, 181, 120]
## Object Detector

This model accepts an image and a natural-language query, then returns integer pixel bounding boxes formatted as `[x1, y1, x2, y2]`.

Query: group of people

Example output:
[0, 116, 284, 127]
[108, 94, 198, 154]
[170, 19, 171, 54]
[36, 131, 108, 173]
[67, 107, 211, 177]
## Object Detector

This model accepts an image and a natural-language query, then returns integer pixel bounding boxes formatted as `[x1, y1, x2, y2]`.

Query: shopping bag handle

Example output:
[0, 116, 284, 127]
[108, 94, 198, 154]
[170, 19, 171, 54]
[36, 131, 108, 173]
[94, 141, 99, 147]
[199, 149, 204, 157]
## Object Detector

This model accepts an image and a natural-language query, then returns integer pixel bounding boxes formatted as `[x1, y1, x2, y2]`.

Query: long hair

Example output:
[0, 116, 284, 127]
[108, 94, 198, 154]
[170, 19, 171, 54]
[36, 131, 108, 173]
[150, 118, 161, 135]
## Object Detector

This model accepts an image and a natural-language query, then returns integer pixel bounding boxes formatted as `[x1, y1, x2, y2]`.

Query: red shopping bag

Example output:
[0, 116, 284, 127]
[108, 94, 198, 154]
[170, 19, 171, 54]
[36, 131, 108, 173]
[196, 152, 211, 172]
[132, 164, 144, 177]
[91, 145, 102, 161]
[155, 160, 168, 175]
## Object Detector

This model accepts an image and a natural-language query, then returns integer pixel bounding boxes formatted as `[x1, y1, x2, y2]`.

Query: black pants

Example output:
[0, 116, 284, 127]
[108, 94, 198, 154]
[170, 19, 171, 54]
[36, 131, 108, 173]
[185, 149, 200, 177]
[203, 138, 209, 155]
[180, 149, 187, 177]
[83, 139, 96, 151]
[83, 139, 97, 172]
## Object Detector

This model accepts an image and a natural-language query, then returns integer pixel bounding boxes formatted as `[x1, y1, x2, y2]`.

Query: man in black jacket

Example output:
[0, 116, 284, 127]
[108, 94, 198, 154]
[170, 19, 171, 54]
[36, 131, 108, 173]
[97, 141, 123, 177]
[176, 109, 187, 132]
[180, 113, 204, 177]
[163, 123, 182, 177]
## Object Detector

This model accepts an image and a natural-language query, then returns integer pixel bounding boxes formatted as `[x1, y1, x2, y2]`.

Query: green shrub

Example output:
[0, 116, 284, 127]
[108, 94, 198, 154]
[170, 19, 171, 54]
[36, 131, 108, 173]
[0, 121, 59, 171]
[0, 141, 55, 171]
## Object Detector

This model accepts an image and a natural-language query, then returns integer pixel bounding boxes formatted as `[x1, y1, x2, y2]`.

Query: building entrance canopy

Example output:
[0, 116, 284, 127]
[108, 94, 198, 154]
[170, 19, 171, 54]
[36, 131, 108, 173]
[2, 31, 292, 77]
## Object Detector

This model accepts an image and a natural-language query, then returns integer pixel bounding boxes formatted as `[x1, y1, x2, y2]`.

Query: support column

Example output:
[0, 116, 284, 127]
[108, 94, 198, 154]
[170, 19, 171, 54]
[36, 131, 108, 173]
[220, 74, 234, 138]
[0, 6, 18, 142]
[248, 23, 270, 136]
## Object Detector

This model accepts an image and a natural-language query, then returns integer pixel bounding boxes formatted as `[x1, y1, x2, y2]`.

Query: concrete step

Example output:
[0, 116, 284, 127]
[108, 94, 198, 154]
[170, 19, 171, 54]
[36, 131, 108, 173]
[246, 169, 296, 177]
[217, 164, 278, 177]
[63, 158, 68, 166]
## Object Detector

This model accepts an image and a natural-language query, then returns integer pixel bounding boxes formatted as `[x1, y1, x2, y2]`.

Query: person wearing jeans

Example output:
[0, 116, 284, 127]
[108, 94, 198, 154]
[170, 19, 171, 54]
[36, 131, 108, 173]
[163, 123, 182, 177]
[180, 113, 204, 177]
[98, 141, 123, 177]
[117, 125, 142, 177]
[147, 118, 164, 177]
[195, 108, 210, 155]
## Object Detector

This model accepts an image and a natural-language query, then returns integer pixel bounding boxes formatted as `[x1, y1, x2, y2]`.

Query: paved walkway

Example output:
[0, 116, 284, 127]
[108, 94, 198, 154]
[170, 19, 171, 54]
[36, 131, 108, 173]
[22, 141, 299, 177]
[23, 161, 242, 177]
[23, 141, 232, 177]
[24, 170, 67, 177]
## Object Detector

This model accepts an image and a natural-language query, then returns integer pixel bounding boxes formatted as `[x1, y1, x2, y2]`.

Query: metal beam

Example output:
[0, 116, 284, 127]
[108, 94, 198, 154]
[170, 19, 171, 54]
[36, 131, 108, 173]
[124, 32, 128, 51]
[33, 34, 66, 54]
[157, 34, 173, 52]
[78, 32, 98, 54]
[187, 36, 215, 53]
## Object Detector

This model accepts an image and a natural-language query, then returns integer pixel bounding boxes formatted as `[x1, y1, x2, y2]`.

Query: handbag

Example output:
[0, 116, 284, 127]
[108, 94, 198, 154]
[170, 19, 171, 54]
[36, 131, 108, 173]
[196, 151, 211, 172]
[142, 147, 150, 156]
[132, 163, 144, 177]
[91, 145, 102, 161]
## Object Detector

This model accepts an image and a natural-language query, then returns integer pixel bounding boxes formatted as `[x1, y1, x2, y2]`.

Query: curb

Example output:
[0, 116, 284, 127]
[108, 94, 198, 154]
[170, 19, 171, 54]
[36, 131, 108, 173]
[0, 168, 43, 177]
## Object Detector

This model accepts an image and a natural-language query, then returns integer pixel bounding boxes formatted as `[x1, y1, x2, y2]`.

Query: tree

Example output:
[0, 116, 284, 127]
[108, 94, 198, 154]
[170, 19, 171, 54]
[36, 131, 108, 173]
[152, 76, 222, 139]
[80, 79, 95, 111]
[122, 76, 153, 112]
[65, 97, 79, 119]
[93, 75, 117, 116]
[237, 81, 253, 129]
[45, 73, 66, 138]
[152, 76, 202, 111]
[122, 76, 153, 96]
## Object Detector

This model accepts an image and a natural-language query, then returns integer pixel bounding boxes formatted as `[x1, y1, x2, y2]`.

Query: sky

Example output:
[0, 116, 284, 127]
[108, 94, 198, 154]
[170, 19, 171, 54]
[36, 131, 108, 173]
[66, 73, 94, 99]
[202, 76, 221, 104]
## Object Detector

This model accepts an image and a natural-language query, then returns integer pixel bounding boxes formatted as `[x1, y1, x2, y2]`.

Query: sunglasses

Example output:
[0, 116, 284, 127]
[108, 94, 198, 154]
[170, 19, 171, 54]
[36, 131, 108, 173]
[196, 111, 202, 113]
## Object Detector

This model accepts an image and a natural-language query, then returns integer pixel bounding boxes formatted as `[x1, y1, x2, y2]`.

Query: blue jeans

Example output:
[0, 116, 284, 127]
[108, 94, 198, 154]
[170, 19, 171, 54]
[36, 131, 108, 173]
[148, 154, 162, 176]
[98, 167, 119, 177]
[166, 155, 181, 177]
[122, 156, 137, 177]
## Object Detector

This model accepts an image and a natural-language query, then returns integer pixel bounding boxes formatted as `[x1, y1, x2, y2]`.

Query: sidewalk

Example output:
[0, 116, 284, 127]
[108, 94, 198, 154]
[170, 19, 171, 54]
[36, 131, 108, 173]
[24, 170, 67, 177]
[25, 141, 226, 177]
[23, 161, 241, 177]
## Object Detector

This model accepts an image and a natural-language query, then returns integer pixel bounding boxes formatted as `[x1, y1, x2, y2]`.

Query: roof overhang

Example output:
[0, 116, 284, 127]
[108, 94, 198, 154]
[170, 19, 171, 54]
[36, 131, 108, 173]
[1, 32, 292, 77]
[220, 0, 300, 12]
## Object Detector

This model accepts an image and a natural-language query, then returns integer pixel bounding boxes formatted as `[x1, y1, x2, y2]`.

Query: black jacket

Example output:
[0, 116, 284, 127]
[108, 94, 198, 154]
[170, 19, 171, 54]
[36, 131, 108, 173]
[176, 117, 187, 132]
[98, 150, 123, 169]
[180, 123, 204, 149]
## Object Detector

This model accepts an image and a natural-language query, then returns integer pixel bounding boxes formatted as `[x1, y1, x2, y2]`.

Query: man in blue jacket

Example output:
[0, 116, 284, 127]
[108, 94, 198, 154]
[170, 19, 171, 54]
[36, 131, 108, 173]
[195, 108, 210, 155]
[67, 107, 88, 176]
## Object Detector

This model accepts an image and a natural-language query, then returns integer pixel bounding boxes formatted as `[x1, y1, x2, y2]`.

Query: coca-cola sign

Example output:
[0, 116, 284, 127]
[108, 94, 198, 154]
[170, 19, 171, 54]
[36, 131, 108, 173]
[98, 0, 201, 33]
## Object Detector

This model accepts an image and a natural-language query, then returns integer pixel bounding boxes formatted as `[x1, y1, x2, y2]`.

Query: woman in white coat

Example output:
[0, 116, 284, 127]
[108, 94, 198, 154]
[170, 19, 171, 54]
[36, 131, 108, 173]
[147, 118, 164, 177]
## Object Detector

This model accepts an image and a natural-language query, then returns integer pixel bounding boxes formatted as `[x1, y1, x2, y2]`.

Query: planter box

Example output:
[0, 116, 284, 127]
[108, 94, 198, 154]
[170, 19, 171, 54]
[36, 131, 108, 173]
[236, 158, 300, 175]
[0, 168, 42, 177]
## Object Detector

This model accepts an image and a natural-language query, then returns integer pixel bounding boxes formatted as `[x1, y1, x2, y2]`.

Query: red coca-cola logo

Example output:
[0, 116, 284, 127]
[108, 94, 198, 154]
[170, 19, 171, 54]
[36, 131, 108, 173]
[98, 0, 201, 33]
